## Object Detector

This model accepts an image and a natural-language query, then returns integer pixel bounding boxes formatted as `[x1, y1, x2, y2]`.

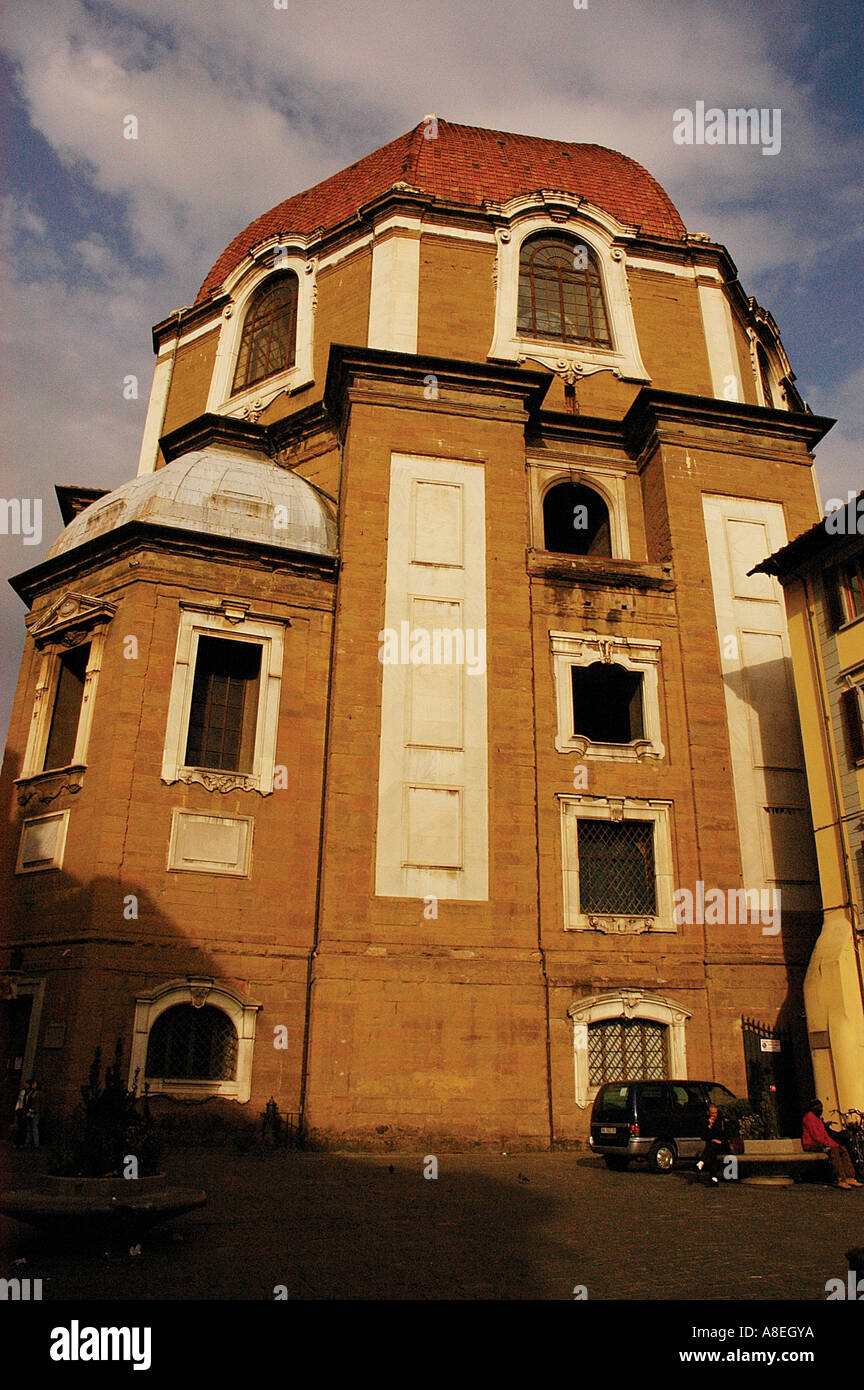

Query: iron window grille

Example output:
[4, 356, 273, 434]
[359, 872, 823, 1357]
[145, 1004, 238, 1082]
[517, 237, 612, 348]
[577, 818, 656, 916]
[588, 1018, 669, 1085]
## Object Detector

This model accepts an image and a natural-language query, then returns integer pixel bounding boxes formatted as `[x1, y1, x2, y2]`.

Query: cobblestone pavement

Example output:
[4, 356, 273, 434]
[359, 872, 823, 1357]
[2, 1145, 862, 1301]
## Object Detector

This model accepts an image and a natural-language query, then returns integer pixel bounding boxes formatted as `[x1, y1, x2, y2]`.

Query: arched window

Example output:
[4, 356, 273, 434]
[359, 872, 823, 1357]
[145, 1003, 238, 1081]
[543, 481, 611, 556]
[517, 236, 612, 347]
[231, 274, 298, 394]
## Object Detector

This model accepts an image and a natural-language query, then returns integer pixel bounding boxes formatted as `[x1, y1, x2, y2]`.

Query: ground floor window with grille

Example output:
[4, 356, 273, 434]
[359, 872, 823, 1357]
[588, 1018, 669, 1085]
[145, 1004, 238, 1082]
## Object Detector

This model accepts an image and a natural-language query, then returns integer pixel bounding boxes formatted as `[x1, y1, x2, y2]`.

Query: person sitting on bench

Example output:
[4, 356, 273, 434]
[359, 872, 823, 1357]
[802, 1100, 862, 1189]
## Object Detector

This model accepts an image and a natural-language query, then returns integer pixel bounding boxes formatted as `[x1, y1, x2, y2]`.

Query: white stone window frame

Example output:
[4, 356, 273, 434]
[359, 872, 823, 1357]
[530, 463, 630, 561]
[161, 604, 285, 796]
[489, 197, 650, 385]
[20, 627, 109, 781]
[15, 809, 71, 875]
[206, 241, 317, 418]
[559, 794, 675, 933]
[551, 631, 664, 761]
[567, 990, 691, 1108]
[130, 979, 261, 1103]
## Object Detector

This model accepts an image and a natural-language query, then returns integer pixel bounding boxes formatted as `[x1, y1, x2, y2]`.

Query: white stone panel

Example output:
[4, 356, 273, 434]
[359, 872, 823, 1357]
[168, 810, 253, 876]
[376, 454, 488, 900]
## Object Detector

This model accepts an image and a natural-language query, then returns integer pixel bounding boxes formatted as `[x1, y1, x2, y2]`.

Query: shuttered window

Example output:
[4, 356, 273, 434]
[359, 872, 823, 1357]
[841, 685, 864, 764]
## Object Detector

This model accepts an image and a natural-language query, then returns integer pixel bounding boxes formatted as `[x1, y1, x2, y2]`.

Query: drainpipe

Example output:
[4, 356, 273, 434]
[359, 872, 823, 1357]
[296, 419, 343, 1144]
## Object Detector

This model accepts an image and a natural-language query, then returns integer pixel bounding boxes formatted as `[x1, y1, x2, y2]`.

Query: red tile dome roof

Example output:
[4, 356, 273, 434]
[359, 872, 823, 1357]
[196, 119, 686, 303]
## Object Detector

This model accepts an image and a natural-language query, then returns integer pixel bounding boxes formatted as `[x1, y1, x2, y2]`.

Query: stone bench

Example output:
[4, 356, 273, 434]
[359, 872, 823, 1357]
[734, 1139, 830, 1186]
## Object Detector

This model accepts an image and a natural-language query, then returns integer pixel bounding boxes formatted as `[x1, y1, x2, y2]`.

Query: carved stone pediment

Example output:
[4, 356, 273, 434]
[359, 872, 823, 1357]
[27, 592, 117, 647]
[15, 765, 86, 808]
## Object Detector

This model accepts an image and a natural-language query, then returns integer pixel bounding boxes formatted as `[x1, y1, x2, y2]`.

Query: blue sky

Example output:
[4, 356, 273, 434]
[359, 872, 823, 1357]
[1, 0, 862, 743]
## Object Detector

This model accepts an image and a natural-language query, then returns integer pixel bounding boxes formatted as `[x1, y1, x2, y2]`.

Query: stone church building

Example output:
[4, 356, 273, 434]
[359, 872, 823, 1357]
[0, 119, 834, 1148]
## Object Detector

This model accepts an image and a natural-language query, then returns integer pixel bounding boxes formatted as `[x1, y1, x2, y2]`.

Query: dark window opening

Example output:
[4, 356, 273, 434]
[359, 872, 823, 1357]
[543, 482, 611, 557]
[145, 1004, 237, 1081]
[43, 644, 90, 771]
[588, 1020, 668, 1085]
[571, 662, 644, 743]
[577, 817, 656, 916]
[757, 344, 774, 408]
[517, 236, 612, 347]
[232, 274, 298, 394]
[185, 637, 262, 773]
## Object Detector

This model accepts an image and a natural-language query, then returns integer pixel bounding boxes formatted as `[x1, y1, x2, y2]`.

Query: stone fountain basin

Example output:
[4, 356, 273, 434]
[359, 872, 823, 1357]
[0, 1174, 207, 1235]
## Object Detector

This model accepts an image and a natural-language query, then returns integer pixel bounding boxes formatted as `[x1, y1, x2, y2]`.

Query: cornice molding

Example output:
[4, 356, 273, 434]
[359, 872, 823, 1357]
[323, 342, 551, 438]
[623, 388, 834, 459]
[9, 521, 338, 607]
[151, 295, 230, 352]
[159, 412, 272, 462]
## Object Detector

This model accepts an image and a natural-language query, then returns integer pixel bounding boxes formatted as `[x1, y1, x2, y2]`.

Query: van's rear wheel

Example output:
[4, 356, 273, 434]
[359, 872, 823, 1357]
[647, 1140, 677, 1173]
[603, 1155, 630, 1171]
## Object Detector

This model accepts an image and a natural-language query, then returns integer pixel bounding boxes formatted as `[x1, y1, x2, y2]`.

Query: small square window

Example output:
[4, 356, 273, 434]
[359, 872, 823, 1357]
[571, 663, 644, 743]
[551, 632, 664, 761]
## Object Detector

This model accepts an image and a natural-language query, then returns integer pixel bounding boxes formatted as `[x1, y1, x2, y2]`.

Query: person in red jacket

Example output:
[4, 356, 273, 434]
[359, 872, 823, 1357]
[802, 1100, 862, 1188]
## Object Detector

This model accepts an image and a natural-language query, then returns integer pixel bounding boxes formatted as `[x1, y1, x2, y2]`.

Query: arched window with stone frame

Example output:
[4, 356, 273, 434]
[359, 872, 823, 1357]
[568, 991, 691, 1107]
[130, 980, 261, 1102]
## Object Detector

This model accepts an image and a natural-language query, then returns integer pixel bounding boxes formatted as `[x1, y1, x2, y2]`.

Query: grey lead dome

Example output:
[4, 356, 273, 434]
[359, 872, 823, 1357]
[47, 444, 337, 560]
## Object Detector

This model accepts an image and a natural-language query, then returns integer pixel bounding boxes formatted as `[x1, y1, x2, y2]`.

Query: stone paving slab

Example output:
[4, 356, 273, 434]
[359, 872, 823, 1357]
[2, 1146, 862, 1301]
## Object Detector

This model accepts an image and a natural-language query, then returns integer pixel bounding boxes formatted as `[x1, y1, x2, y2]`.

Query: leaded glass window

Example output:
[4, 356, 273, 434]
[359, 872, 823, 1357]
[517, 237, 612, 347]
[232, 274, 298, 394]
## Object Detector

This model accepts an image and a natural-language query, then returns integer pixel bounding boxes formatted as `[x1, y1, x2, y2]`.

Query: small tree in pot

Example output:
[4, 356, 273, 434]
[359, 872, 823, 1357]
[51, 1039, 160, 1178]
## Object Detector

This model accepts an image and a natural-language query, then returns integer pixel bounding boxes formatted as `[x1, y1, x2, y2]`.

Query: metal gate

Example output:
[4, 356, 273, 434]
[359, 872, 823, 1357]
[741, 1017, 801, 1137]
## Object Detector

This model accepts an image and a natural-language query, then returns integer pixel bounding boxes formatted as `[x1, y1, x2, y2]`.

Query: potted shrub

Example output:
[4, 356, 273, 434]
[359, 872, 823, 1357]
[1, 1040, 205, 1241]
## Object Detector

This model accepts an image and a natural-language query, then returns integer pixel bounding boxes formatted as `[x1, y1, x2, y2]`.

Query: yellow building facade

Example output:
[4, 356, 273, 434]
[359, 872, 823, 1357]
[757, 496, 864, 1116]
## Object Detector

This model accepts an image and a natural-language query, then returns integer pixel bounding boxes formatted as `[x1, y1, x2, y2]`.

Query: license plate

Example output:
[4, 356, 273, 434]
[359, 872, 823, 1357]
[601, 1127, 616, 1135]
